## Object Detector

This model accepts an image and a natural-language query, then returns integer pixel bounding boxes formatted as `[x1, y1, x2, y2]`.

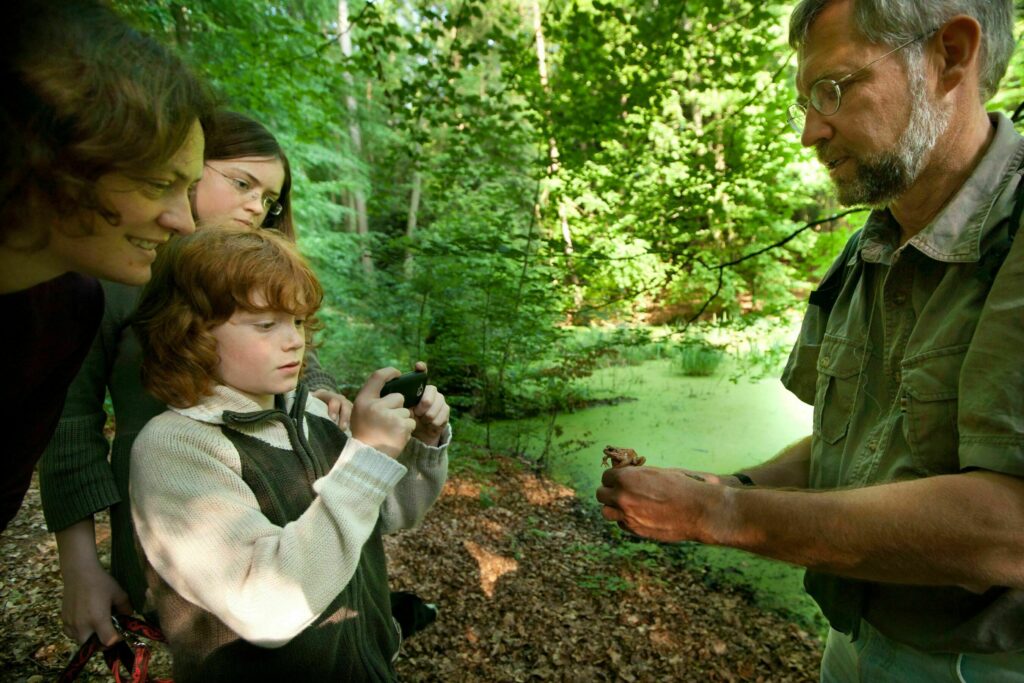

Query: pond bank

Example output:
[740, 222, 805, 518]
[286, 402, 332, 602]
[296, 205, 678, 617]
[473, 359, 827, 635]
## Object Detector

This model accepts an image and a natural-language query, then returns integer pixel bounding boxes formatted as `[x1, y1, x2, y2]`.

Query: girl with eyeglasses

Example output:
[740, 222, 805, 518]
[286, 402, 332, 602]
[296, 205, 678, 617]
[192, 111, 293, 236]
[39, 110, 354, 649]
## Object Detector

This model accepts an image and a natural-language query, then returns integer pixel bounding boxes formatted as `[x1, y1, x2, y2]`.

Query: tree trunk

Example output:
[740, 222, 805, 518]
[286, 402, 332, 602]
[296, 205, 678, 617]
[532, 0, 580, 322]
[170, 3, 191, 48]
[404, 168, 422, 278]
[532, 0, 558, 181]
[346, 190, 357, 233]
[337, 0, 373, 273]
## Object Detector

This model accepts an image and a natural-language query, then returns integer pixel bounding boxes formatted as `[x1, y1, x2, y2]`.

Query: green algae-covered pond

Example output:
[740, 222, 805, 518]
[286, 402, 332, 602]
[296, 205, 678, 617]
[477, 358, 827, 633]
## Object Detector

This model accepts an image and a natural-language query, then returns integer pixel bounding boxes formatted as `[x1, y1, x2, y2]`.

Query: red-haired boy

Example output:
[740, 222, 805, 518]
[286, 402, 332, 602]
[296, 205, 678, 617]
[130, 227, 449, 681]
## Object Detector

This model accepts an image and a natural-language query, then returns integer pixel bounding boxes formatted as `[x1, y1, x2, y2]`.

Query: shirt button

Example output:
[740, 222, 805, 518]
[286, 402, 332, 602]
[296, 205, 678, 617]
[894, 370, 902, 384]
[900, 397, 909, 411]
[867, 440, 877, 451]
[821, 356, 831, 367]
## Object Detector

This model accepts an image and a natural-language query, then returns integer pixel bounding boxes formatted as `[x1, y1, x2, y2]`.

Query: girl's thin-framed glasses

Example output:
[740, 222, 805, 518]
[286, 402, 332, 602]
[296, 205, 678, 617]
[204, 164, 283, 217]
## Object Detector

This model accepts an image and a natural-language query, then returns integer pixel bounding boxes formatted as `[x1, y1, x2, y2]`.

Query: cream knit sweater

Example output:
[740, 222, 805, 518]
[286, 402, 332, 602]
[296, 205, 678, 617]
[130, 385, 448, 648]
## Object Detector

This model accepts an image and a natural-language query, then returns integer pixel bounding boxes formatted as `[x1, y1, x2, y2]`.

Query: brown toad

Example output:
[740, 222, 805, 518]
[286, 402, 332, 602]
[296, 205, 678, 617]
[602, 445, 646, 469]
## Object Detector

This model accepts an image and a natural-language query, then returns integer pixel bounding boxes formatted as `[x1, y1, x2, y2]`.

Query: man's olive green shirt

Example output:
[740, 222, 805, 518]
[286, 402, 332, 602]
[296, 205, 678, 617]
[782, 113, 1024, 654]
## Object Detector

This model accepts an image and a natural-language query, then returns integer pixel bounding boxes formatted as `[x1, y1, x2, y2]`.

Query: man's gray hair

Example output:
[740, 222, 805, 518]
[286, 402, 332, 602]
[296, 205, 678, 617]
[789, 0, 1015, 101]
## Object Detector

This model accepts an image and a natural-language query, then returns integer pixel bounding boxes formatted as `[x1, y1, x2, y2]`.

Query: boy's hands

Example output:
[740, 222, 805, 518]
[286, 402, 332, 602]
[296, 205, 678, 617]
[408, 362, 449, 447]
[351, 368, 417, 458]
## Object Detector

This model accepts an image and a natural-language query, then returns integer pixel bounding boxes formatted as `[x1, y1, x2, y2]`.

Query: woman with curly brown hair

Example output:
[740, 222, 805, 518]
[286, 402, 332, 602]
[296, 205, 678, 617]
[0, 0, 212, 534]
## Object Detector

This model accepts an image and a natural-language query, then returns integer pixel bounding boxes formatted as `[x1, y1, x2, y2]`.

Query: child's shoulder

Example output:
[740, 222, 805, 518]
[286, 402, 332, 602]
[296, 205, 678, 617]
[134, 407, 223, 453]
[133, 407, 245, 477]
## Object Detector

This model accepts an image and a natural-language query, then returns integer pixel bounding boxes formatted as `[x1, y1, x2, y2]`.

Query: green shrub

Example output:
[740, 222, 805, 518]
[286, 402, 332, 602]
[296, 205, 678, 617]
[614, 340, 671, 366]
[732, 340, 791, 380]
[672, 344, 726, 377]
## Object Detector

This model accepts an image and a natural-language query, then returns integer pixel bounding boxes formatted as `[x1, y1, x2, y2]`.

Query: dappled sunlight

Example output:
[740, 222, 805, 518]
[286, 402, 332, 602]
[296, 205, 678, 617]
[518, 474, 575, 506]
[444, 480, 483, 498]
[463, 540, 518, 598]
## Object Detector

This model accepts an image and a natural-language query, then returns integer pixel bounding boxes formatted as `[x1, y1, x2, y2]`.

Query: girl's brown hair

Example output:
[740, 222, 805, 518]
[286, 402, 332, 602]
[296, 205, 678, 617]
[0, 0, 215, 248]
[134, 227, 323, 408]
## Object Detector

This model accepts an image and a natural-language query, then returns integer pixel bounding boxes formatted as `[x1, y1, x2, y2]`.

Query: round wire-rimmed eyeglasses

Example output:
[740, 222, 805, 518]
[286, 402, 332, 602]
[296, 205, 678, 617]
[787, 29, 937, 135]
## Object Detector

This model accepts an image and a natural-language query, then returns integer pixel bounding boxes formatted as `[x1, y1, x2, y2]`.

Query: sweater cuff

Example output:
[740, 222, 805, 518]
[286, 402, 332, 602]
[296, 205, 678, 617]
[38, 414, 121, 532]
[313, 437, 408, 501]
[400, 424, 452, 468]
[303, 368, 339, 394]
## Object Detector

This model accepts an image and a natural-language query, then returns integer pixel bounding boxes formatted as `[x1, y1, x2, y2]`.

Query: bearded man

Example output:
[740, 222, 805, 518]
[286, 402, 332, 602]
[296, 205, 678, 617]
[597, 1, 1024, 680]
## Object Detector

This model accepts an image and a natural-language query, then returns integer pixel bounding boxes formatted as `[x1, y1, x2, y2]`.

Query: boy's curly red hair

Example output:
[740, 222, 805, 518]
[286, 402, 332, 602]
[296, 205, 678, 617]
[134, 227, 323, 408]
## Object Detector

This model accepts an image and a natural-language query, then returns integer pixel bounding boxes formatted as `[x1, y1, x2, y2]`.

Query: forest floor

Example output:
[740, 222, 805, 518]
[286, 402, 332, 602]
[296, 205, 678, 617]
[0, 456, 822, 682]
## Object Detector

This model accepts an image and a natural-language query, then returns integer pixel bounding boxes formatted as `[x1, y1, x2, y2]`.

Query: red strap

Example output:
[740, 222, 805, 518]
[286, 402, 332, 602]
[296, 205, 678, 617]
[103, 640, 145, 683]
[57, 634, 101, 682]
[116, 615, 167, 643]
[58, 615, 172, 683]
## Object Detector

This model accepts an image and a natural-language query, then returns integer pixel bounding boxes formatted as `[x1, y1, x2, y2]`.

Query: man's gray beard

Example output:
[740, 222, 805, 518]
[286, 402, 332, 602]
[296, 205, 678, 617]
[830, 66, 950, 207]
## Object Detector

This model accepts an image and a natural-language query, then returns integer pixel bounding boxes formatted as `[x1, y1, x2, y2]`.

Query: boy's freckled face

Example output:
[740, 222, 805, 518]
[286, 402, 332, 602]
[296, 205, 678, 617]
[210, 293, 306, 409]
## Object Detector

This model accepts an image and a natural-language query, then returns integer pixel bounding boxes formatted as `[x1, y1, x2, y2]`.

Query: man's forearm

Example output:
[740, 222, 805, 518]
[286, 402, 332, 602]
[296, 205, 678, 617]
[712, 470, 1024, 590]
[734, 435, 811, 489]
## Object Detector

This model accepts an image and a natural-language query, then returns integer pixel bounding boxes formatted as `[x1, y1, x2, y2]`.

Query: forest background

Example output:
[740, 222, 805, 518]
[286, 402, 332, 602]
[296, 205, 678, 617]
[113, 0, 1024, 437]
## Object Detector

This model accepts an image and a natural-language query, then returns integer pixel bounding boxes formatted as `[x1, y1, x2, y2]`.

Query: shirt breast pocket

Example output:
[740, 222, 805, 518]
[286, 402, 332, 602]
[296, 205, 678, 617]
[900, 346, 967, 474]
[814, 338, 867, 445]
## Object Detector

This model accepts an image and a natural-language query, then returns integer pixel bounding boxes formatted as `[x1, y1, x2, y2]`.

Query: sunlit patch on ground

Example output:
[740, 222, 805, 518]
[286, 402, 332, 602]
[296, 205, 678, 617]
[462, 540, 519, 598]
[518, 474, 575, 506]
[444, 480, 483, 498]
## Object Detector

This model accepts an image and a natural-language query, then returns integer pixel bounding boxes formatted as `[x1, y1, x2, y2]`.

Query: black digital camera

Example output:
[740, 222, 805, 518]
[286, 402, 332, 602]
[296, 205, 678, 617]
[380, 371, 427, 408]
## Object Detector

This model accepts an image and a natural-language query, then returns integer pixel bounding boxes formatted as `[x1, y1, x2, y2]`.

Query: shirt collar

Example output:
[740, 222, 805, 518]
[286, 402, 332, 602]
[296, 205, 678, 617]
[860, 112, 1024, 265]
[174, 385, 299, 424]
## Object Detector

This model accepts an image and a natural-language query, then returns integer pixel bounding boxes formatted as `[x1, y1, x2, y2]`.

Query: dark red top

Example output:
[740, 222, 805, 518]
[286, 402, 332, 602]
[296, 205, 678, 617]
[0, 272, 103, 531]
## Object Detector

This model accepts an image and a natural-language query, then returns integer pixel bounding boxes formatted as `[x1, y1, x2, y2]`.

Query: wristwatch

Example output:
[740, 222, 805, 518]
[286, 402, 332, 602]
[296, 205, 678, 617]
[732, 472, 756, 487]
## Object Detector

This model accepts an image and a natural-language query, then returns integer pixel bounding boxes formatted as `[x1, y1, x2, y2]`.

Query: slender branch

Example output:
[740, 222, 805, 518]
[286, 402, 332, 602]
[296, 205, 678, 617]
[733, 52, 795, 114]
[270, 36, 336, 68]
[715, 206, 866, 269]
[494, 160, 546, 402]
[685, 267, 724, 325]
[404, 208, 868, 265]
[574, 276, 672, 314]
[707, 5, 758, 34]
[1012, 99, 1024, 124]
[682, 206, 869, 325]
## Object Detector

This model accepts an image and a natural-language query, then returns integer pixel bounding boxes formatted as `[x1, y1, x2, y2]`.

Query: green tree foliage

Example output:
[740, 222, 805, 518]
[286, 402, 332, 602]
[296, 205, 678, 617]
[112, 0, 1024, 418]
